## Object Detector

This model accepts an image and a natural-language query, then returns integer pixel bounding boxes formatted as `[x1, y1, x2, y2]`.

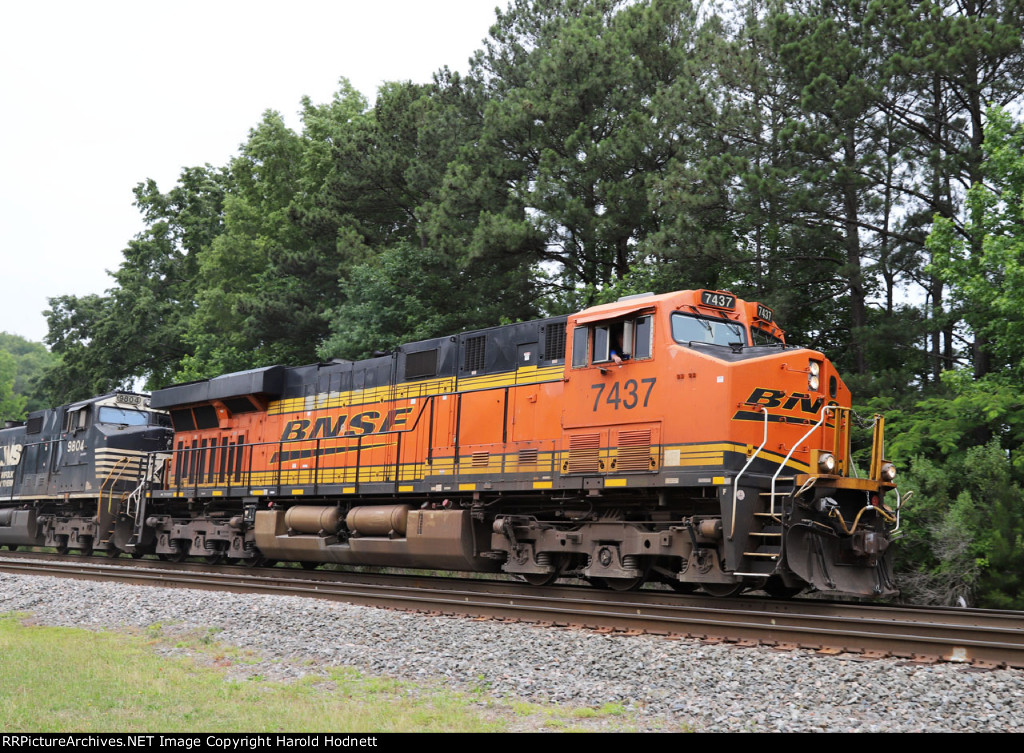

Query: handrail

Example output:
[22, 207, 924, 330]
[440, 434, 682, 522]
[165, 395, 439, 497]
[730, 405, 768, 540]
[769, 404, 836, 516]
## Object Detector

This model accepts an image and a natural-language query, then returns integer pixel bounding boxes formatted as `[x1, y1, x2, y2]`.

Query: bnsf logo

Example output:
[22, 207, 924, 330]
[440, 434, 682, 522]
[745, 388, 829, 415]
[0, 444, 23, 466]
[280, 407, 414, 441]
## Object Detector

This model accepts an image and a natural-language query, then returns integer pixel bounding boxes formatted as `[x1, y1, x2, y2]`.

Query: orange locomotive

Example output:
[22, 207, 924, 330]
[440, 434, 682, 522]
[146, 289, 900, 597]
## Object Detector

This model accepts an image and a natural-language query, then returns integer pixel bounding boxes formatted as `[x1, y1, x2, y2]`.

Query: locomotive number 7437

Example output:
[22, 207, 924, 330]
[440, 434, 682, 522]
[590, 378, 656, 411]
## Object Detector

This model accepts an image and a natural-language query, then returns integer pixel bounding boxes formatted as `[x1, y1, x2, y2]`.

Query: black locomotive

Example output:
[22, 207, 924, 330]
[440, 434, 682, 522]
[0, 392, 171, 555]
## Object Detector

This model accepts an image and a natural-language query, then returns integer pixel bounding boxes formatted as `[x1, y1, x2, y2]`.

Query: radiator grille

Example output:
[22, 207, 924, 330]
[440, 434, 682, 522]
[616, 429, 652, 471]
[566, 433, 601, 473]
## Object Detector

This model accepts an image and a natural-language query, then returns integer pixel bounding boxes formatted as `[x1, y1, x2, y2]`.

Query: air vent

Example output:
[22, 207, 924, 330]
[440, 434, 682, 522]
[616, 430, 652, 471]
[566, 433, 601, 474]
[464, 336, 486, 372]
[472, 451, 490, 468]
[518, 448, 539, 466]
[543, 324, 566, 361]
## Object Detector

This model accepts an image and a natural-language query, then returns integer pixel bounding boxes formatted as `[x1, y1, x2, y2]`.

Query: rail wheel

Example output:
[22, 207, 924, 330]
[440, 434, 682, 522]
[204, 544, 228, 565]
[104, 544, 121, 558]
[603, 576, 645, 592]
[762, 576, 804, 600]
[300, 561, 320, 571]
[55, 537, 69, 555]
[700, 582, 746, 597]
[6, 545, 18, 551]
[521, 572, 559, 586]
[242, 555, 275, 568]
[668, 581, 698, 594]
[79, 537, 93, 557]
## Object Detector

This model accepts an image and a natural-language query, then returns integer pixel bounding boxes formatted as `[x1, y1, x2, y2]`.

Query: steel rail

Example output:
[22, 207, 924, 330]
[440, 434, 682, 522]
[1, 552, 1023, 669]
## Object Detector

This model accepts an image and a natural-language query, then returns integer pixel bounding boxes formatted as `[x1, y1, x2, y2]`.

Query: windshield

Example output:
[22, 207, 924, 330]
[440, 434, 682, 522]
[671, 312, 747, 347]
[751, 326, 785, 346]
[97, 407, 150, 426]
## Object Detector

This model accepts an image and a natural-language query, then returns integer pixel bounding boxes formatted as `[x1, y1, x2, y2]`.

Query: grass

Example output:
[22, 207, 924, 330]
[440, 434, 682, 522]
[0, 613, 666, 732]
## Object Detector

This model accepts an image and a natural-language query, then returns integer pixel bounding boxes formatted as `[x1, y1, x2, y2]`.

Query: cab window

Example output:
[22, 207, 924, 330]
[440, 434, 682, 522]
[572, 327, 589, 368]
[97, 407, 150, 426]
[751, 326, 784, 346]
[64, 407, 89, 433]
[572, 316, 653, 367]
[671, 312, 746, 347]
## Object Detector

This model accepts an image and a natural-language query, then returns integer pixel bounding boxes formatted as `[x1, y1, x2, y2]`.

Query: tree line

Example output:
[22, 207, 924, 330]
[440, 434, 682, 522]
[6, 0, 1024, 607]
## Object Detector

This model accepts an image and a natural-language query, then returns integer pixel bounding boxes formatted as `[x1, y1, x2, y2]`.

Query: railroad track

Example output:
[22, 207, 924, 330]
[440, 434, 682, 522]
[2, 550, 1022, 670]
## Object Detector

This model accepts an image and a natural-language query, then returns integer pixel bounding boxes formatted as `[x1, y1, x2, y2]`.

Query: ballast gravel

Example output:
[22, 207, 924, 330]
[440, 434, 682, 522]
[2, 571, 1023, 733]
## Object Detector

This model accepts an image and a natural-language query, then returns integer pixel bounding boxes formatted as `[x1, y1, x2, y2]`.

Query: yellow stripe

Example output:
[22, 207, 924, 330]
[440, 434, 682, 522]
[268, 366, 563, 416]
[604, 478, 627, 487]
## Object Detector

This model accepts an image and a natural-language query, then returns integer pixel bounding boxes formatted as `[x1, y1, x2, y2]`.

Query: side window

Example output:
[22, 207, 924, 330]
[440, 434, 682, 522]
[592, 326, 611, 363]
[633, 316, 652, 359]
[572, 327, 589, 368]
[64, 407, 88, 433]
[572, 316, 654, 367]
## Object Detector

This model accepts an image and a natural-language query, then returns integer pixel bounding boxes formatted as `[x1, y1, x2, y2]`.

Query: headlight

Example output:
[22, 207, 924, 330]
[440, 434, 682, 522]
[808, 360, 822, 391]
[881, 462, 897, 482]
[818, 453, 836, 473]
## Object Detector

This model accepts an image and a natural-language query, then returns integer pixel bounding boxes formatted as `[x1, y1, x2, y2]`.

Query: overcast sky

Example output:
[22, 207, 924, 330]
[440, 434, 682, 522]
[0, 1, 503, 344]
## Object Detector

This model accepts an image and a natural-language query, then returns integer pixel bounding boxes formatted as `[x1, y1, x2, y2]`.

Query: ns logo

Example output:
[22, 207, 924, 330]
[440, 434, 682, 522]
[0, 444, 23, 467]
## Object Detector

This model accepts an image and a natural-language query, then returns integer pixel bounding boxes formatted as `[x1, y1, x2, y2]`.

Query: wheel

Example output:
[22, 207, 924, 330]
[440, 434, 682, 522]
[55, 537, 69, 555]
[667, 581, 699, 594]
[78, 538, 93, 557]
[762, 577, 804, 600]
[166, 544, 189, 563]
[700, 582, 746, 597]
[586, 577, 608, 589]
[242, 555, 275, 568]
[603, 576, 645, 592]
[521, 572, 559, 586]
[105, 545, 121, 558]
[300, 561, 320, 571]
[6, 545, 18, 551]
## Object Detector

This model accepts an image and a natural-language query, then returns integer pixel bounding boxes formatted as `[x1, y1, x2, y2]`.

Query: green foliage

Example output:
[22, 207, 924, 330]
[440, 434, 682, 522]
[0, 350, 26, 422]
[0, 332, 54, 415]
[893, 441, 1024, 609]
[929, 107, 1024, 375]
